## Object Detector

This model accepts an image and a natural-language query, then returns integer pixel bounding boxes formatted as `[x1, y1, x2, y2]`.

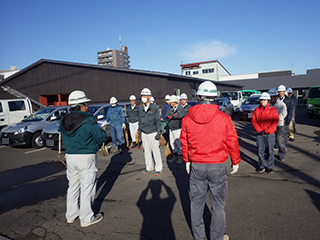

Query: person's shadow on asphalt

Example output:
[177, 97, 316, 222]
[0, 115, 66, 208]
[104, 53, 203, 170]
[137, 179, 176, 240]
[92, 151, 132, 213]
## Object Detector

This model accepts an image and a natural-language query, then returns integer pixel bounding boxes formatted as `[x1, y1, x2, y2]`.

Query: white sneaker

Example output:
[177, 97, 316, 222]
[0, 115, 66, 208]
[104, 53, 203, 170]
[81, 213, 103, 227]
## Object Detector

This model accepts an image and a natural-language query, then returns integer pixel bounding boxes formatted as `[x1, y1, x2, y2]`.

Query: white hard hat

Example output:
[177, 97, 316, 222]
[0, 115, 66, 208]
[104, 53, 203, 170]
[286, 87, 292, 93]
[110, 96, 118, 104]
[129, 95, 136, 100]
[277, 85, 286, 92]
[165, 95, 170, 100]
[259, 92, 271, 100]
[140, 88, 152, 96]
[168, 95, 179, 103]
[196, 81, 218, 97]
[268, 88, 278, 96]
[68, 90, 91, 105]
[180, 93, 188, 100]
[150, 96, 155, 102]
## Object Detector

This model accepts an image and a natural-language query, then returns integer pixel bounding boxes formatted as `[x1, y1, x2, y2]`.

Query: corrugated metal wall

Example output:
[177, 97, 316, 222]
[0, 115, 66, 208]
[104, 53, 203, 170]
[0, 61, 242, 107]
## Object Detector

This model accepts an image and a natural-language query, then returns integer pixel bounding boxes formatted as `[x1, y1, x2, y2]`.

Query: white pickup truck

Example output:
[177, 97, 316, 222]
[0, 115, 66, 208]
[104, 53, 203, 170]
[0, 99, 33, 129]
[220, 91, 244, 112]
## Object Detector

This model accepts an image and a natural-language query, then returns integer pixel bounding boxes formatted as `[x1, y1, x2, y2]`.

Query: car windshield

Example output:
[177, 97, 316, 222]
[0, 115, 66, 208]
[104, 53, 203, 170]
[308, 87, 320, 98]
[89, 105, 101, 115]
[215, 99, 224, 106]
[244, 96, 260, 105]
[242, 92, 253, 97]
[221, 92, 238, 100]
[23, 108, 54, 121]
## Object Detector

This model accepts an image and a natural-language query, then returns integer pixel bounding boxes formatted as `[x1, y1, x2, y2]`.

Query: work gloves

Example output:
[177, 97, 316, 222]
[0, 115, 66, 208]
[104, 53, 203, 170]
[230, 164, 239, 174]
[154, 133, 161, 140]
[186, 162, 191, 174]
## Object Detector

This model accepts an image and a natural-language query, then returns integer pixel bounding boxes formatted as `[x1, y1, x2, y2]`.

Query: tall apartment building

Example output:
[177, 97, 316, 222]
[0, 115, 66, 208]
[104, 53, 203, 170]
[97, 45, 130, 69]
[180, 60, 230, 81]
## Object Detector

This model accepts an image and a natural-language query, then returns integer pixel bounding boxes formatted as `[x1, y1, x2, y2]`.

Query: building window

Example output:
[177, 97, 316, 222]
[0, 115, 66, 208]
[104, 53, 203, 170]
[202, 68, 214, 74]
[193, 71, 199, 75]
[185, 71, 191, 75]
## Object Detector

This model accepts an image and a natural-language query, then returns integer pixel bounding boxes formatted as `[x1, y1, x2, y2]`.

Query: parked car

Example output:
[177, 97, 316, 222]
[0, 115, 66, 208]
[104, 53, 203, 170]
[0, 106, 71, 148]
[214, 97, 234, 117]
[238, 94, 261, 121]
[0, 98, 33, 130]
[220, 91, 244, 112]
[42, 102, 131, 149]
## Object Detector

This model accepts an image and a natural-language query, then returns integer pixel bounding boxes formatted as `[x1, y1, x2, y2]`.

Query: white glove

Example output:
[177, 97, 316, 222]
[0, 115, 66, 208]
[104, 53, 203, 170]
[122, 123, 126, 129]
[186, 162, 191, 174]
[230, 164, 239, 174]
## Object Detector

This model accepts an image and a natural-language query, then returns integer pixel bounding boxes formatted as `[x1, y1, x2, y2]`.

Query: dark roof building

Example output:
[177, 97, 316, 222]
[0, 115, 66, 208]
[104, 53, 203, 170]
[0, 59, 242, 108]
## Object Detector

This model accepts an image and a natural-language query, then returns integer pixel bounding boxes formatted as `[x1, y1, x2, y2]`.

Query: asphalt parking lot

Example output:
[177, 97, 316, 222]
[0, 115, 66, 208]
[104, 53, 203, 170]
[0, 106, 319, 240]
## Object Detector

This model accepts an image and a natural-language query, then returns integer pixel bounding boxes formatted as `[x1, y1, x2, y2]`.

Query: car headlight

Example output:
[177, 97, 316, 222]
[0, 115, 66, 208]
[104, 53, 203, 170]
[14, 126, 27, 135]
[306, 104, 313, 110]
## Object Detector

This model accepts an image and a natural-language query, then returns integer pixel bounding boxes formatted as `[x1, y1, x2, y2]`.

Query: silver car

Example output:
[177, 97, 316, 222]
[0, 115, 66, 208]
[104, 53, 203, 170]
[0, 106, 71, 148]
[238, 94, 261, 121]
[215, 97, 234, 117]
[41, 102, 131, 149]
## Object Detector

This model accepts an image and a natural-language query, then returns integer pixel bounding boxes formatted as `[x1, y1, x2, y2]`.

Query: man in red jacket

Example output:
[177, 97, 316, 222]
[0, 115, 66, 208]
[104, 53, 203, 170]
[252, 92, 279, 174]
[180, 81, 241, 240]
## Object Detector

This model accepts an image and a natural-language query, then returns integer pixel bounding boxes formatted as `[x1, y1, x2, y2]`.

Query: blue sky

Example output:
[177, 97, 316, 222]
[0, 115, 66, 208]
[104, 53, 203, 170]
[1, 0, 319, 76]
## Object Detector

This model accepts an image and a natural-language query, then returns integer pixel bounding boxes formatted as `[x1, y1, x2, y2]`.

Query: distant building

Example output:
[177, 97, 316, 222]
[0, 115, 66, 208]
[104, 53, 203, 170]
[0, 66, 20, 80]
[180, 60, 231, 81]
[97, 45, 130, 69]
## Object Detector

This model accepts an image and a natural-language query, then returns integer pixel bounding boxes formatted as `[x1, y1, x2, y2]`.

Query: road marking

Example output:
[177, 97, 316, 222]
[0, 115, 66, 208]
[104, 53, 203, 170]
[24, 148, 47, 154]
[0, 145, 7, 148]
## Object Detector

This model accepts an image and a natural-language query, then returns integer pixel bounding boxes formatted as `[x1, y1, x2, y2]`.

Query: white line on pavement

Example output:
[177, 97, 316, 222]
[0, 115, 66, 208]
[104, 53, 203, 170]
[0, 145, 7, 148]
[24, 148, 47, 154]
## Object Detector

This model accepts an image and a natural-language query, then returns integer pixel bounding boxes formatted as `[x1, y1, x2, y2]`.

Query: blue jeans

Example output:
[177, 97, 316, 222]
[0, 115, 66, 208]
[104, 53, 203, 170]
[190, 163, 227, 240]
[275, 126, 286, 159]
[257, 134, 275, 169]
[110, 126, 125, 146]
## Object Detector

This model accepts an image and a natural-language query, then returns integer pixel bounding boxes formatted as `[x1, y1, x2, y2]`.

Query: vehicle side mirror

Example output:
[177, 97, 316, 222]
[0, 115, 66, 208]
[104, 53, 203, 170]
[97, 115, 104, 120]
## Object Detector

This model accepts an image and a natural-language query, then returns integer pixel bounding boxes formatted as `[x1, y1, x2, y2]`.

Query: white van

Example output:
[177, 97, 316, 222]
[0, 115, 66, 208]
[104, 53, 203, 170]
[0, 99, 33, 129]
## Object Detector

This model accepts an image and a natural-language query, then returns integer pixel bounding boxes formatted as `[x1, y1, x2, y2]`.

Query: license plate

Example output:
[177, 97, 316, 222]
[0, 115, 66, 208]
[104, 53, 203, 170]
[2, 138, 9, 145]
[46, 139, 54, 146]
[248, 113, 253, 118]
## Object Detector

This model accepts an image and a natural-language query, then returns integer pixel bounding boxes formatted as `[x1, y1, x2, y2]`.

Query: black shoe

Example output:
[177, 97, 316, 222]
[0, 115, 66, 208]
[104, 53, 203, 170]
[267, 169, 274, 174]
[130, 142, 137, 149]
[257, 168, 265, 173]
[289, 138, 294, 141]
[137, 141, 142, 149]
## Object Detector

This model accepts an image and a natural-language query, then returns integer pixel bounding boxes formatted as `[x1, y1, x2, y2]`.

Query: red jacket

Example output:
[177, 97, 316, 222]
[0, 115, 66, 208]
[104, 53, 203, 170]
[252, 103, 279, 135]
[180, 103, 240, 165]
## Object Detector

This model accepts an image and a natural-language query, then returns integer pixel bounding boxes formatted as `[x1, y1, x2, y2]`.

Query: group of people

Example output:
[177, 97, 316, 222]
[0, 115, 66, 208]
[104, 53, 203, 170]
[252, 85, 298, 174]
[58, 82, 298, 239]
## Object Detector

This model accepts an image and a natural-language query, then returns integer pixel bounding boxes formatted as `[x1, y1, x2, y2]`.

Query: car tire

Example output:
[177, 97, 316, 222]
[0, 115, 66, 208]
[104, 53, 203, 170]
[32, 132, 43, 148]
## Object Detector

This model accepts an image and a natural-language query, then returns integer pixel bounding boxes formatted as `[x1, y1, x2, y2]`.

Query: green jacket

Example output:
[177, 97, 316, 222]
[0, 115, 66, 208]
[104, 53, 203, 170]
[138, 103, 161, 134]
[59, 111, 107, 154]
[165, 104, 185, 130]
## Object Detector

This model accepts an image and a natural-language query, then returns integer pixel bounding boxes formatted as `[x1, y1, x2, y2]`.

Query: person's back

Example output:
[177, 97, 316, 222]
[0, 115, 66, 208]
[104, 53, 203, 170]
[180, 81, 240, 240]
[60, 111, 106, 154]
[181, 103, 240, 164]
